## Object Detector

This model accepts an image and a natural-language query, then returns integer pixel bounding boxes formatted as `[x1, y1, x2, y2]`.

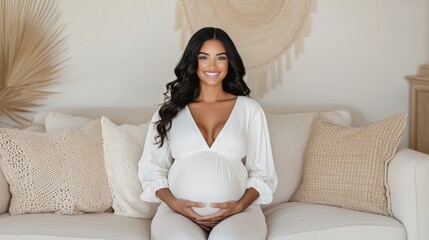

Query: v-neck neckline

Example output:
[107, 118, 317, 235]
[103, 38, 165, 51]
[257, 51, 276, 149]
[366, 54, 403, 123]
[186, 96, 240, 149]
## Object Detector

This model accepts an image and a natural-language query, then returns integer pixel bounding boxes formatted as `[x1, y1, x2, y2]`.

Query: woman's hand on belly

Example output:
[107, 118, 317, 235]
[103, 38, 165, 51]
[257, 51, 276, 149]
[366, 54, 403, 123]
[171, 199, 215, 231]
[196, 200, 244, 228]
[156, 188, 205, 222]
[195, 187, 260, 229]
[171, 198, 206, 219]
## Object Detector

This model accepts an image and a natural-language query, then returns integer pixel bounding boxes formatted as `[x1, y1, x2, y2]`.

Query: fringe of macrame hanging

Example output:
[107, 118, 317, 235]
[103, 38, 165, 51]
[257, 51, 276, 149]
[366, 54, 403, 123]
[175, 0, 317, 98]
[247, 0, 316, 98]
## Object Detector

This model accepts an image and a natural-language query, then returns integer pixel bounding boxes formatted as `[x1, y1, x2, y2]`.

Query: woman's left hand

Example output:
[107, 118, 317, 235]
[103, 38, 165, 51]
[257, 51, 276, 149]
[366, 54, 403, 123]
[196, 188, 260, 230]
[195, 201, 244, 228]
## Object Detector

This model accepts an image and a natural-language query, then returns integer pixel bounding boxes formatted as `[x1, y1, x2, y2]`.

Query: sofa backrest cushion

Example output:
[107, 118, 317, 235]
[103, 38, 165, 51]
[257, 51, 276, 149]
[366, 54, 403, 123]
[45, 112, 93, 132]
[0, 108, 352, 213]
[265, 110, 351, 206]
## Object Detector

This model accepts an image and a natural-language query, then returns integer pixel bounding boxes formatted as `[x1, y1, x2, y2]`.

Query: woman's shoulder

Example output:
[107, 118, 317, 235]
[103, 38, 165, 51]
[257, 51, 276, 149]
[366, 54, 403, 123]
[238, 96, 263, 111]
[150, 107, 163, 122]
[236, 96, 265, 122]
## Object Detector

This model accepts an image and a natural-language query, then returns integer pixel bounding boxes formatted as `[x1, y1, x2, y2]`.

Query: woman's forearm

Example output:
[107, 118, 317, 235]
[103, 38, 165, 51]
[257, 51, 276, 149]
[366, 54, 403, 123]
[237, 187, 259, 211]
[155, 188, 176, 207]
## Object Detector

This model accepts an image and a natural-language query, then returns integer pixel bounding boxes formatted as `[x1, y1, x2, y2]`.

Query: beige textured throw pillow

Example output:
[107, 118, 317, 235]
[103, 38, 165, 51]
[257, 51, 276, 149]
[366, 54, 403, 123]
[0, 120, 112, 215]
[290, 114, 406, 216]
[101, 117, 158, 219]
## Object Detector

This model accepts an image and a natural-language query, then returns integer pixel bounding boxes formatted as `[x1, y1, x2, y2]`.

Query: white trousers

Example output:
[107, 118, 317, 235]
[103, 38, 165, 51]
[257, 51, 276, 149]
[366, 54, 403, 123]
[151, 202, 267, 240]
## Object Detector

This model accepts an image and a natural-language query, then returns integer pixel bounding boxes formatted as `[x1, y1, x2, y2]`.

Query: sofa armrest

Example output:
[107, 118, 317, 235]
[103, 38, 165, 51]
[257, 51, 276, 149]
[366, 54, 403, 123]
[388, 147, 429, 240]
[0, 167, 10, 214]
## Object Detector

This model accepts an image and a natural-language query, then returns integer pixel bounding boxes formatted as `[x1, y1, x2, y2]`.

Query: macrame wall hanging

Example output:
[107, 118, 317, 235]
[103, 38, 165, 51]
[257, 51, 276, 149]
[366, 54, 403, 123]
[175, 0, 317, 98]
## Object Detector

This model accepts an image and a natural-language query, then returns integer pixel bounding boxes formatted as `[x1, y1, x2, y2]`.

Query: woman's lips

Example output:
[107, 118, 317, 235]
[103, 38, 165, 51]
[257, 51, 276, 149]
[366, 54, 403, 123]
[204, 72, 220, 78]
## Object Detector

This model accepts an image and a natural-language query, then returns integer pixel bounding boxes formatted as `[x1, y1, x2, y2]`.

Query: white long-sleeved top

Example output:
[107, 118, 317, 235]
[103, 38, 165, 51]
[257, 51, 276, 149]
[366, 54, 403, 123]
[138, 96, 277, 206]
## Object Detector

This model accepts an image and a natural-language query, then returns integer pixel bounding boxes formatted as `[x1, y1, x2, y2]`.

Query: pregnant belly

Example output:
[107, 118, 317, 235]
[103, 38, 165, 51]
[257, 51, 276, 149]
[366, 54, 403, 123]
[168, 151, 248, 216]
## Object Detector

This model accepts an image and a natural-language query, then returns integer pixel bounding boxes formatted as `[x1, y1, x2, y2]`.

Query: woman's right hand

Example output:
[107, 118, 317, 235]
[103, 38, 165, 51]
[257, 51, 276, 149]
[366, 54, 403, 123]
[155, 188, 205, 222]
[171, 199, 215, 231]
[169, 198, 205, 221]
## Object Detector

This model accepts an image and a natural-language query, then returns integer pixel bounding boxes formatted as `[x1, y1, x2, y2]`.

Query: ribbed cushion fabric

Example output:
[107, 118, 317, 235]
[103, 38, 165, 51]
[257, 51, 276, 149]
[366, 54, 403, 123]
[0, 120, 112, 215]
[291, 114, 406, 216]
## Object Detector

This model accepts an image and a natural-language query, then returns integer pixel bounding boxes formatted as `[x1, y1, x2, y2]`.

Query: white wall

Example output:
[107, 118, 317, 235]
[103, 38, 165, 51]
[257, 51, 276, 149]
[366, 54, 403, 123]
[33, 0, 428, 146]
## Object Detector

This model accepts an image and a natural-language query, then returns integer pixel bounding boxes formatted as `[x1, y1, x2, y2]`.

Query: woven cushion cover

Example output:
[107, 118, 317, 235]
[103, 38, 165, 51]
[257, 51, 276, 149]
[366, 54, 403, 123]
[0, 120, 112, 215]
[291, 114, 406, 216]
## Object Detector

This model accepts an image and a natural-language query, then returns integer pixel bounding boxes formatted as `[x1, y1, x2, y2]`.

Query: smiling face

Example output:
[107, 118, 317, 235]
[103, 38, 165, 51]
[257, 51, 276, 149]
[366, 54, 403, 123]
[196, 39, 228, 88]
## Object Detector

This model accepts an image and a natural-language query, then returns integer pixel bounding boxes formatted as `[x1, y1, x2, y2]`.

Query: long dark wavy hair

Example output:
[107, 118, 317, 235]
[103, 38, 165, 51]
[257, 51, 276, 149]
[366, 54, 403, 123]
[155, 27, 250, 147]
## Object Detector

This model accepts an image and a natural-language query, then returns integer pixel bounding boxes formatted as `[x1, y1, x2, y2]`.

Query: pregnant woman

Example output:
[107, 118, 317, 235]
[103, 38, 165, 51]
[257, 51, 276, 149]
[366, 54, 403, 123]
[138, 27, 277, 240]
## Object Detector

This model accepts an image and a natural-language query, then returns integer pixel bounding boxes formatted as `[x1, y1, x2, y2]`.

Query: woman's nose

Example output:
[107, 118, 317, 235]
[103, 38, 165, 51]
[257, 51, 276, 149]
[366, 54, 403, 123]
[208, 58, 217, 68]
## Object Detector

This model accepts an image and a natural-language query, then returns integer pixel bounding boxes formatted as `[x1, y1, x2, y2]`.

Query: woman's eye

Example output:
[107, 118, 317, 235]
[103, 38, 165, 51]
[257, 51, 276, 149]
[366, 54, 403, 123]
[198, 56, 207, 60]
[218, 56, 227, 61]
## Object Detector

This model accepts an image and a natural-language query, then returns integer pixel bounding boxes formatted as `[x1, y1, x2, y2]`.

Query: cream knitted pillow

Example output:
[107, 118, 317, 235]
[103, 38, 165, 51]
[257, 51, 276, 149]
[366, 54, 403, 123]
[291, 114, 406, 216]
[101, 117, 158, 219]
[0, 120, 112, 215]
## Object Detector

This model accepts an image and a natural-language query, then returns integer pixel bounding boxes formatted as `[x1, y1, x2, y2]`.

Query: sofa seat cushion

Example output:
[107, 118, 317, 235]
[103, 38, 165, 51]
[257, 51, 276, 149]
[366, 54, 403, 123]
[0, 212, 150, 240]
[264, 202, 405, 240]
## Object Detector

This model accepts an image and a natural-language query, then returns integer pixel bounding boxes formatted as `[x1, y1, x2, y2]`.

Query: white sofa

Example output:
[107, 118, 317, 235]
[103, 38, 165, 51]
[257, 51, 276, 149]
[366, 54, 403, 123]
[0, 107, 428, 240]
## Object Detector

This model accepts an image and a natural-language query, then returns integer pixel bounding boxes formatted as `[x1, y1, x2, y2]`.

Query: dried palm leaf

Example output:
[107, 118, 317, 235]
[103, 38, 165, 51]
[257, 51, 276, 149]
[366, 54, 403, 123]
[0, 0, 68, 126]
